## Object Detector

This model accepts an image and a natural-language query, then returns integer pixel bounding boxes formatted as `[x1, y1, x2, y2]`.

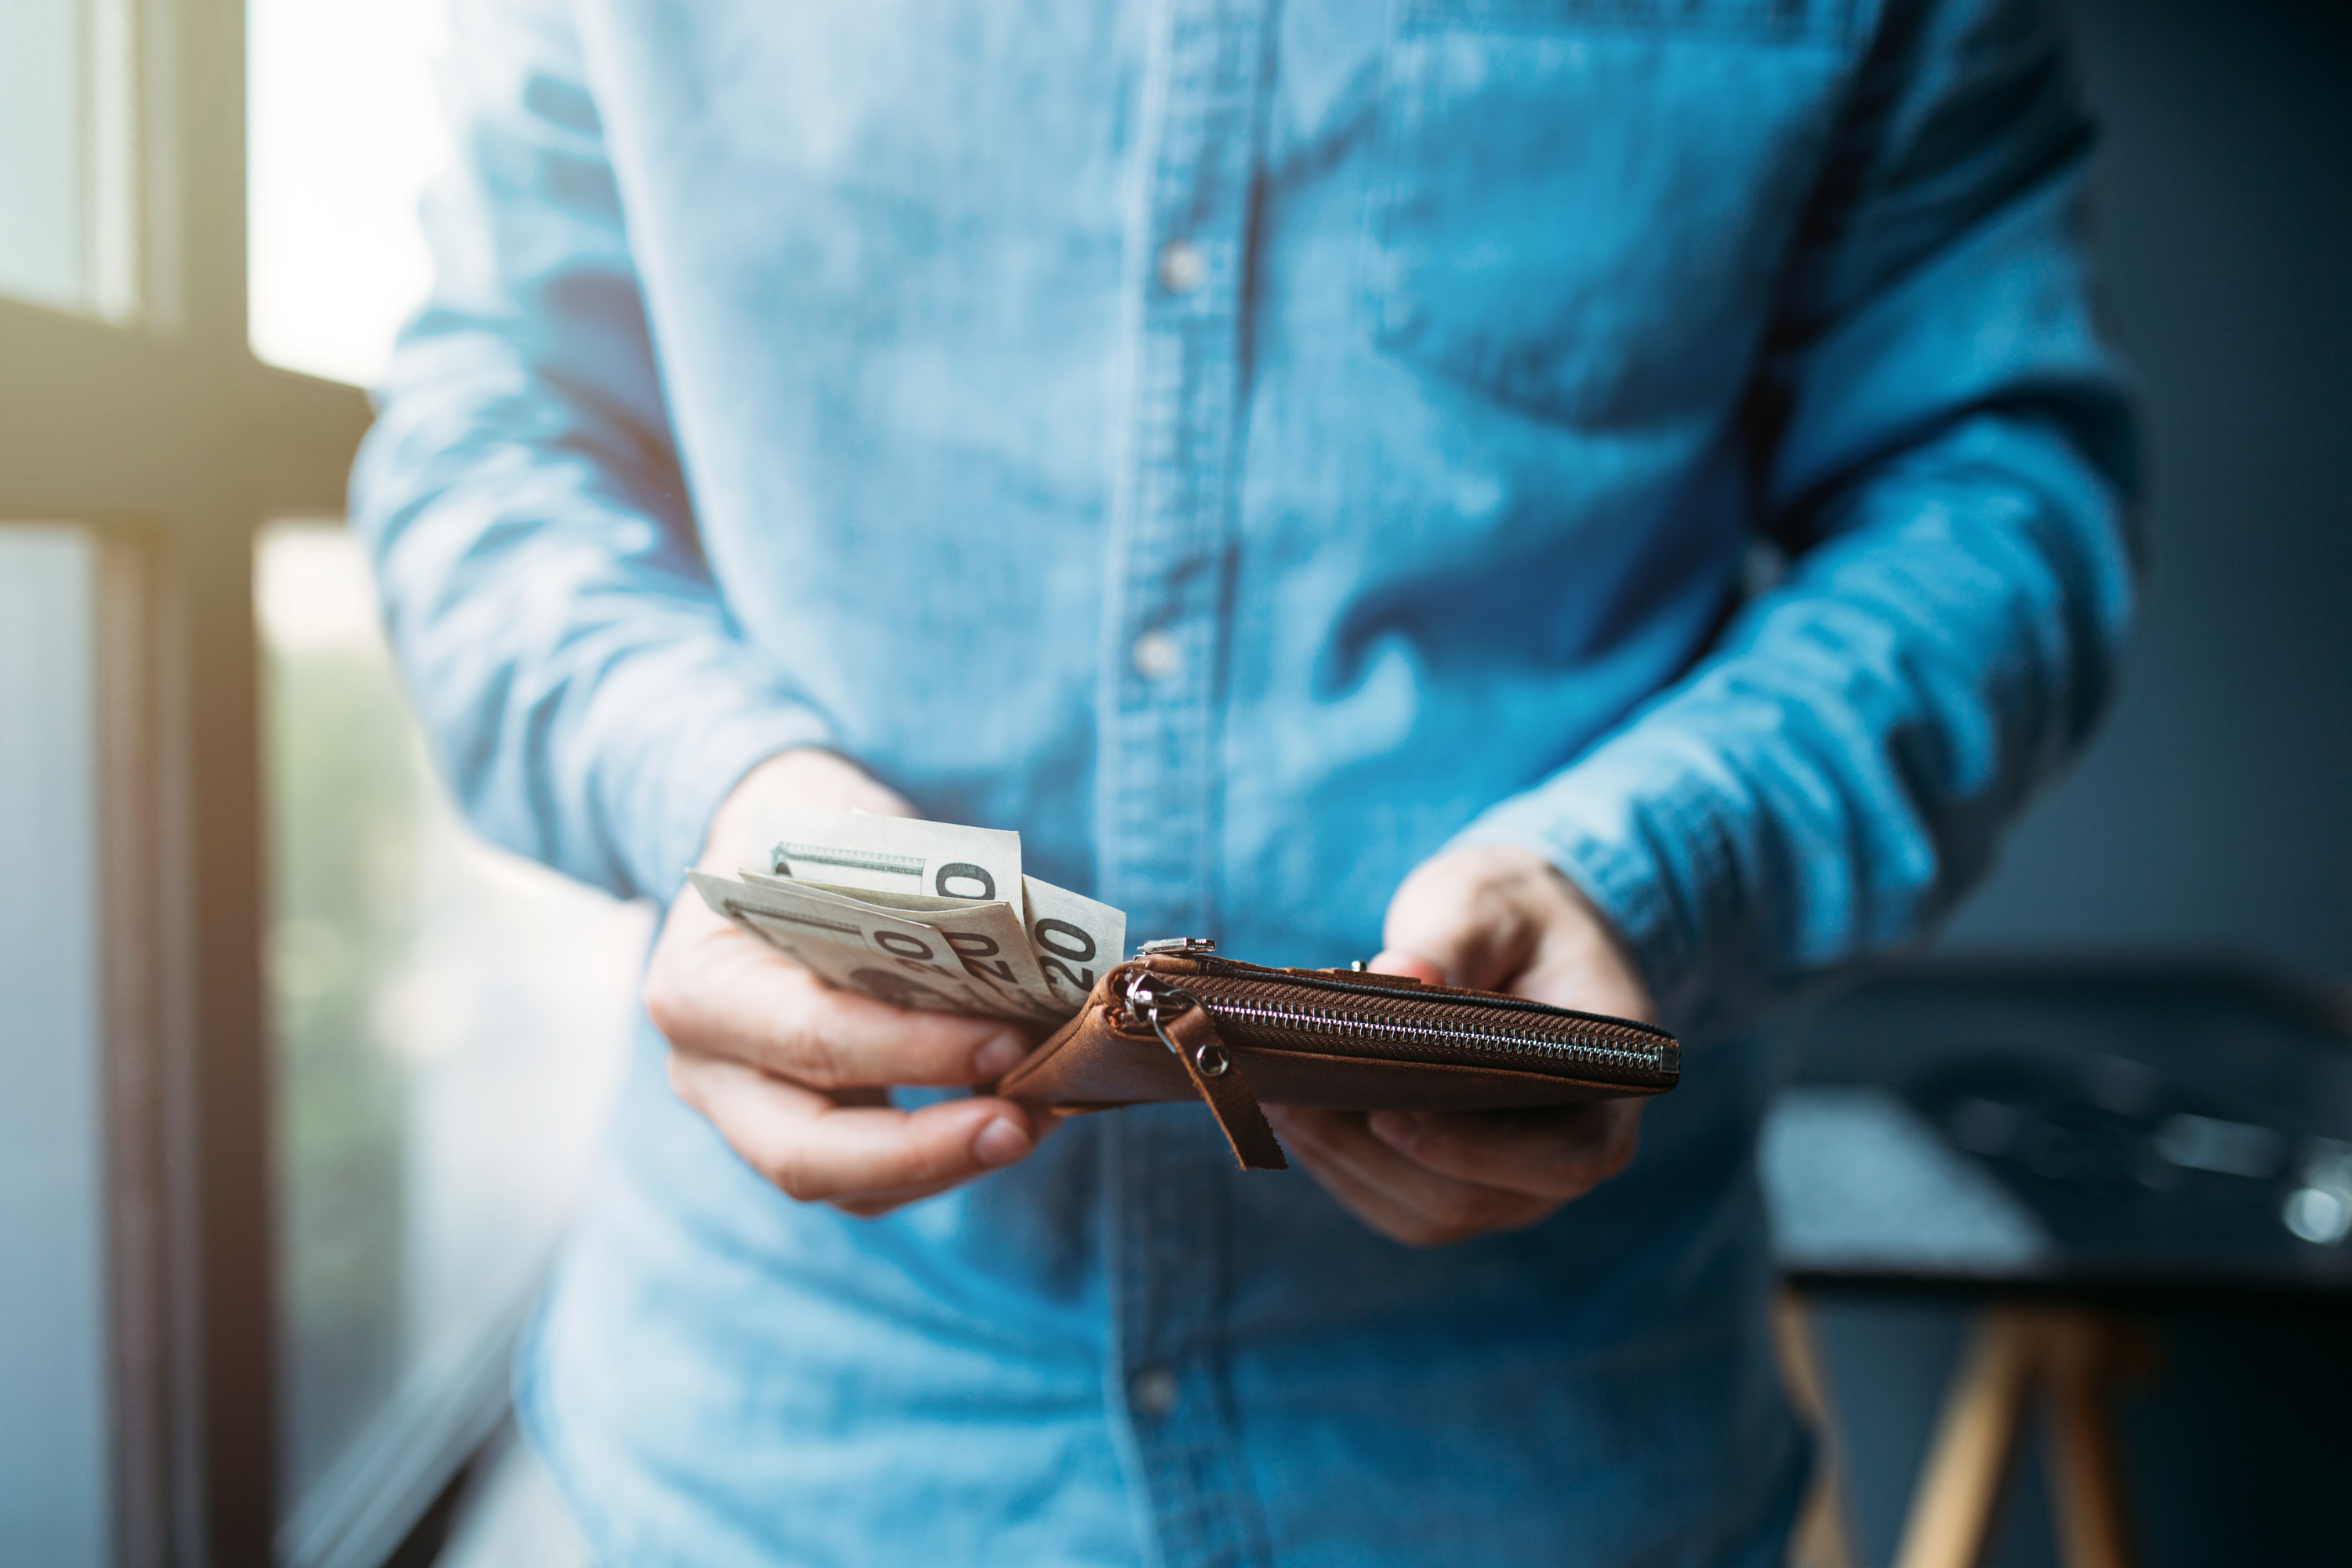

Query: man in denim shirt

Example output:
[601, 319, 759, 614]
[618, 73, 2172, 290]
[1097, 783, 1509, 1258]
[354, 0, 2136, 1560]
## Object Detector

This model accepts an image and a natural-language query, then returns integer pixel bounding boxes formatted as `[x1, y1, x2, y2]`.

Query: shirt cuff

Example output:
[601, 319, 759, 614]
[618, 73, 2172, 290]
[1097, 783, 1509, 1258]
[625, 700, 839, 904]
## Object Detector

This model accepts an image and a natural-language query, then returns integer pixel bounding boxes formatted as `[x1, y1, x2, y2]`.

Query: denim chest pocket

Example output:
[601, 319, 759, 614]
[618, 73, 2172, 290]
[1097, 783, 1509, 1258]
[1363, 0, 1863, 426]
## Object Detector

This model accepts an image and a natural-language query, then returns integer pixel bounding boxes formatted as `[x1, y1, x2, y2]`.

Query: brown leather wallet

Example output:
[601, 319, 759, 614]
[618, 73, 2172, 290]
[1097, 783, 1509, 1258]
[995, 940, 1679, 1171]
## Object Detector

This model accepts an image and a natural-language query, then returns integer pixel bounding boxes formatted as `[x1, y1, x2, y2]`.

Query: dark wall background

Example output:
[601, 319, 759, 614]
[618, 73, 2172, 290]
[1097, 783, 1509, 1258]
[1939, 0, 2352, 979]
[1818, 5, 2351, 1563]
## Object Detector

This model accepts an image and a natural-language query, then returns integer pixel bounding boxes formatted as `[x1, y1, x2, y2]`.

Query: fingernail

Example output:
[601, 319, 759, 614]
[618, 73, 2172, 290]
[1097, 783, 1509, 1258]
[1367, 1110, 1420, 1149]
[974, 1116, 1032, 1167]
[972, 1031, 1026, 1080]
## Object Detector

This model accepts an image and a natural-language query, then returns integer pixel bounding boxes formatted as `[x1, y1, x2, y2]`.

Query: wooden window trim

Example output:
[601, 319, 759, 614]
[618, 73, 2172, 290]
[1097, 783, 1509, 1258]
[0, 0, 374, 1559]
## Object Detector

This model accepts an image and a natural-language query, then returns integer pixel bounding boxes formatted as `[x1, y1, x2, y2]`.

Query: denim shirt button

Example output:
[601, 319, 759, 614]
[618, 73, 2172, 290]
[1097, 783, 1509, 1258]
[1156, 238, 1207, 296]
[1130, 1366, 1181, 1419]
[1131, 628, 1183, 681]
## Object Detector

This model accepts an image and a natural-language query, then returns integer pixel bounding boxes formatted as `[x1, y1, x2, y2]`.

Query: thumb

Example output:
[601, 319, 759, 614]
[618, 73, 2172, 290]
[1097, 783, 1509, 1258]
[1375, 879, 1490, 986]
[1375, 848, 1557, 993]
[1367, 948, 1447, 985]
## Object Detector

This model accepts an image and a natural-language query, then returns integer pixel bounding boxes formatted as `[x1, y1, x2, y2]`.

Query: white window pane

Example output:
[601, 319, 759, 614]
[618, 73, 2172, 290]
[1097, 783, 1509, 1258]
[0, 0, 135, 318]
[0, 527, 111, 1568]
[248, 0, 448, 386]
[0, 0, 90, 309]
[258, 524, 644, 1523]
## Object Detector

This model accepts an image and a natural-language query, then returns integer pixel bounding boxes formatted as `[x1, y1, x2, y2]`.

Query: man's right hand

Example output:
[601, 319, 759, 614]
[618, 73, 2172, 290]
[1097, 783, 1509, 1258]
[644, 750, 1047, 1217]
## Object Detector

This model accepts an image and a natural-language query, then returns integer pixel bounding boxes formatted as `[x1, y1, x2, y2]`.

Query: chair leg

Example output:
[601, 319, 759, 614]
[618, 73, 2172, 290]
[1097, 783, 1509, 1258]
[1893, 1308, 2042, 1568]
[2041, 1311, 2137, 1568]
[1773, 1290, 1858, 1568]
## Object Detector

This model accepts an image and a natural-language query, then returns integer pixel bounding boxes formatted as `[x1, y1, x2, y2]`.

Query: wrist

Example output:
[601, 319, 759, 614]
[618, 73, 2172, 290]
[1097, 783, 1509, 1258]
[699, 748, 908, 869]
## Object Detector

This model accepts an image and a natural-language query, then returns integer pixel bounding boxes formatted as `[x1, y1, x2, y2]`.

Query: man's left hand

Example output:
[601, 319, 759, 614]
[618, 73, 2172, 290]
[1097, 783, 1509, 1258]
[1265, 844, 1655, 1247]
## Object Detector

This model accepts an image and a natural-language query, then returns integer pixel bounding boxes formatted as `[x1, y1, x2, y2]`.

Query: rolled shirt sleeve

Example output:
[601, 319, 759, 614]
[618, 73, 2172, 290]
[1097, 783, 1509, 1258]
[1452, 0, 2141, 1036]
[348, 0, 832, 902]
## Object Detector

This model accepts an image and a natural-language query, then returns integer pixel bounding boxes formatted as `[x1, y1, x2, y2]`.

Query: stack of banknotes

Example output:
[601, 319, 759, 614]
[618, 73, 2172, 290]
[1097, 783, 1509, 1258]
[689, 808, 1127, 1027]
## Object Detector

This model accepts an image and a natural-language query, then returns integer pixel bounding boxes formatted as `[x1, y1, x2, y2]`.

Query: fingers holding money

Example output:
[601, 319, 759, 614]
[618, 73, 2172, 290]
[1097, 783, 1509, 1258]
[647, 892, 1031, 1091]
[652, 750, 1064, 1215]
[666, 1052, 1041, 1211]
[649, 892, 1049, 1213]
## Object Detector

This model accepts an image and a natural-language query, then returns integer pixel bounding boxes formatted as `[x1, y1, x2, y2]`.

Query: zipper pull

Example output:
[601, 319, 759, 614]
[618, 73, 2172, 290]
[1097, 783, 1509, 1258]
[1121, 971, 1285, 1172]
[1137, 936, 1217, 956]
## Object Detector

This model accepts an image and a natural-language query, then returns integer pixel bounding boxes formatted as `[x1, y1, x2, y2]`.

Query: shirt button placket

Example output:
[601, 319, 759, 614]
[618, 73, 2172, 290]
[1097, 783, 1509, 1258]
[1095, 2, 1278, 1567]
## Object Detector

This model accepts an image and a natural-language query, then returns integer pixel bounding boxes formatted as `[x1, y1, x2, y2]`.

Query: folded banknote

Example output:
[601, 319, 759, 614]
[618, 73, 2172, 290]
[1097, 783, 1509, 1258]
[688, 808, 1126, 1025]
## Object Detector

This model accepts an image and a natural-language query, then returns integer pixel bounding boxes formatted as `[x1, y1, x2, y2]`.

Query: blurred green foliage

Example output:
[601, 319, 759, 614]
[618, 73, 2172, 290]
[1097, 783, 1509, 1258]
[265, 630, 419, 1505]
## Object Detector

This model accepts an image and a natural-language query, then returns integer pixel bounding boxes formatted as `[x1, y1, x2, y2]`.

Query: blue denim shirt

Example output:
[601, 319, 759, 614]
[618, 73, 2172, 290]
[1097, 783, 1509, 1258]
[354, 0, 2136, 1560]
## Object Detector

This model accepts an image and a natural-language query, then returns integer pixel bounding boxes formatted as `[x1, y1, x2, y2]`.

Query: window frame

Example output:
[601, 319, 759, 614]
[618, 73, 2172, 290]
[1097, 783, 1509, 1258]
[0, 0, 410, 1559]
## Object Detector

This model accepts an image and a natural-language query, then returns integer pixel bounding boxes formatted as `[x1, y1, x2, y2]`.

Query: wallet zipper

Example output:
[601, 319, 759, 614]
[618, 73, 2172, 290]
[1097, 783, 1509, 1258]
[1187, 987, 1675, 1080]
[1128, 954, 1677, 1084]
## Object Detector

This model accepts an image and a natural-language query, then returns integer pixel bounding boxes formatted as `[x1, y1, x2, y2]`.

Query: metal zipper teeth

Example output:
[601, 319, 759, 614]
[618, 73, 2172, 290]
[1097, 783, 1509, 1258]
[1183, 953, 1658, 1035]
[1191, 993, 1675, 1079]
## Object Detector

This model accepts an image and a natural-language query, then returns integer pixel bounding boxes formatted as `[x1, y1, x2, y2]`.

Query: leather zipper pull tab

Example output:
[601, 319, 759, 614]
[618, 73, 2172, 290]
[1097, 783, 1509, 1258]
[1152, 1001, 1287, 1172]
